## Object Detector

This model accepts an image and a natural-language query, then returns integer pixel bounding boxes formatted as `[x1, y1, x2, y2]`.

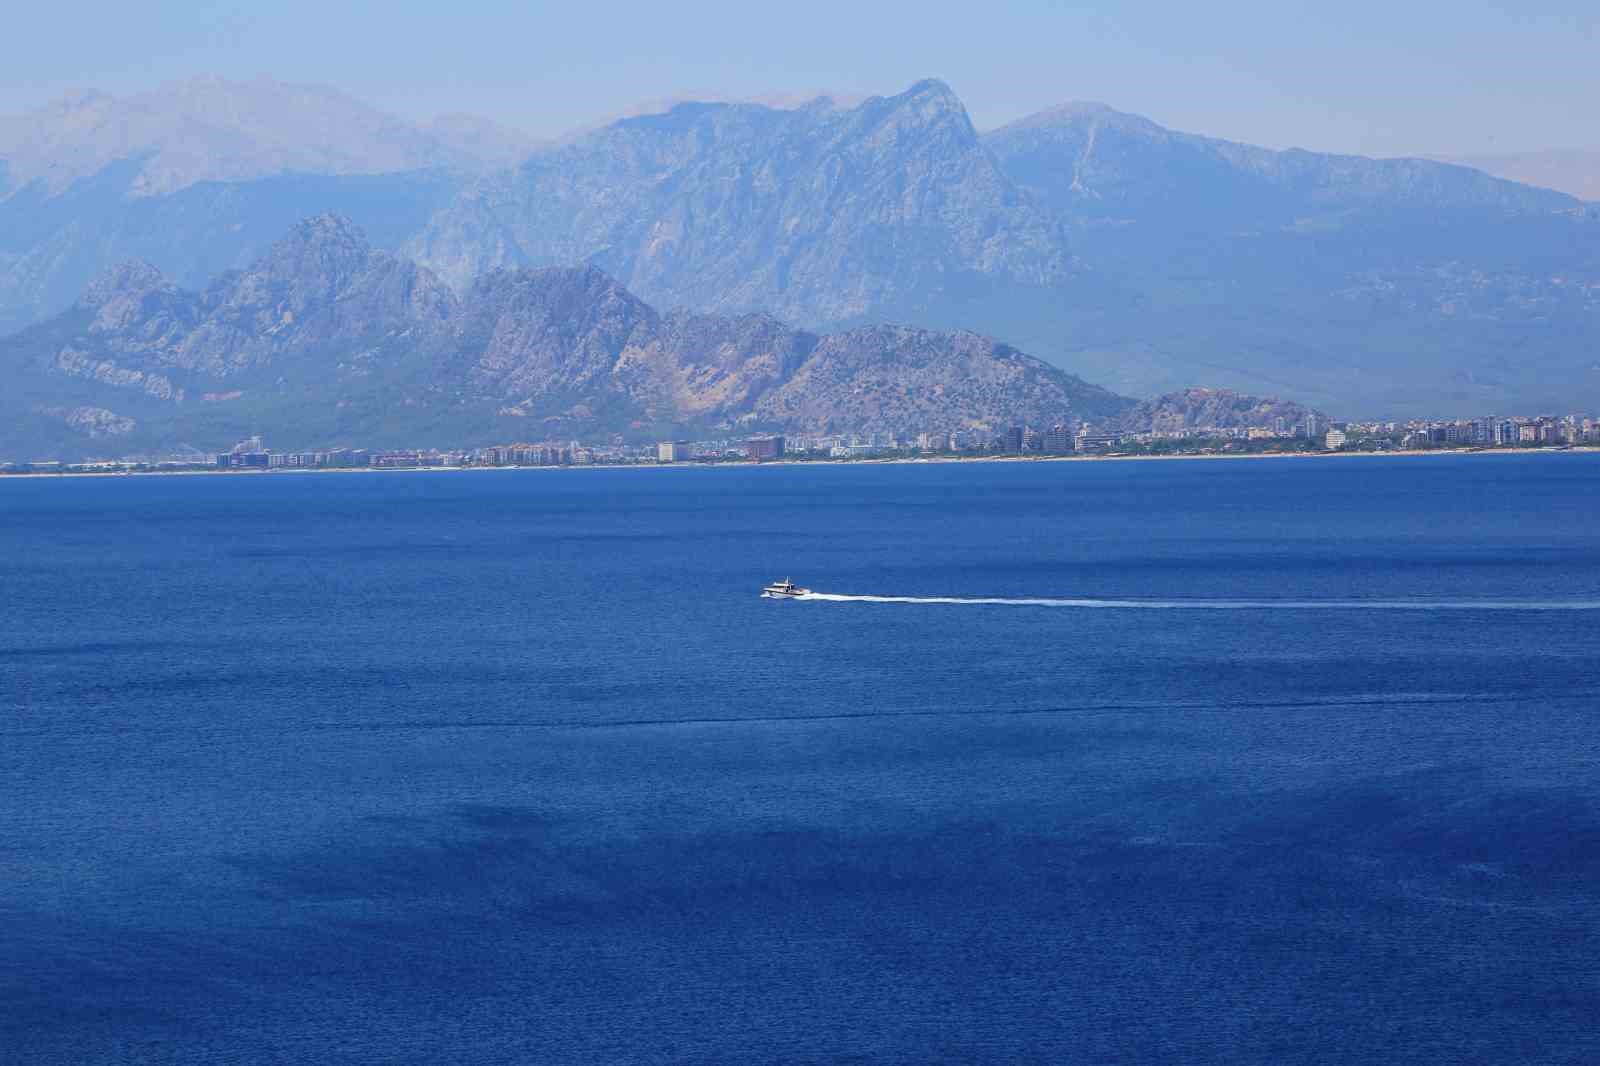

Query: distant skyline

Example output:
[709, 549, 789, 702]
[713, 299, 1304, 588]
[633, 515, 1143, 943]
[4, 1, 1599, 158]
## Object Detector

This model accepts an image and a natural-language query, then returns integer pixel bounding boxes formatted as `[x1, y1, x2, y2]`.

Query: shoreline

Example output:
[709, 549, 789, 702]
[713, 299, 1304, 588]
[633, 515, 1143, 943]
[3, 445, 1598, 481]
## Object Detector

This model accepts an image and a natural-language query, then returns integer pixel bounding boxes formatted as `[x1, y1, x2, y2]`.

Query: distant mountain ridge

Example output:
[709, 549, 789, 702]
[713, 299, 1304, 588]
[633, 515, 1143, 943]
[976, 100, 1598, 414]
[1444, 146, 1600, 203]
[2, 77, 1598, 416]
[0, 77, 534, 198]
[986, 101, 1573, 218]
[0, 215, 1130, 458]
[407, 79, 1070, 323]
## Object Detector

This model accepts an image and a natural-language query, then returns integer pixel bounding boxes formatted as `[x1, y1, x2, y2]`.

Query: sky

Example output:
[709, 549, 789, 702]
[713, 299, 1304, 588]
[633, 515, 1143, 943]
[5, 0, 1598, 156]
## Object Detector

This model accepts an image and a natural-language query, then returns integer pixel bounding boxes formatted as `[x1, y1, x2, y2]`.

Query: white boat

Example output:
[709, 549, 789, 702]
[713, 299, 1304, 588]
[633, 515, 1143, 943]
[761, 578, 810, 599]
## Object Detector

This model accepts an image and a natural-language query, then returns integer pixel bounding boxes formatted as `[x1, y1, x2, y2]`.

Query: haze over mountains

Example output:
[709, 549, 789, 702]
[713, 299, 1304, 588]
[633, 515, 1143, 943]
[0, 214, 1128, 458]
[1447, 147, 1600, 204]
[2, 74, 1597, 454]
[0, 77, 535, 196]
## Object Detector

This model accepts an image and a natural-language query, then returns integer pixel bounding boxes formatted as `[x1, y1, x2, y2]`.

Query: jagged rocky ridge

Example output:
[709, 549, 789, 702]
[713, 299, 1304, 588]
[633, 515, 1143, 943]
[0, 215, 1130, 457]
[407, 79, 1069, 324]
[1110, 388, 1324, 435]
[984, 101, 1575, 220]
[4, 77, 1598, 416]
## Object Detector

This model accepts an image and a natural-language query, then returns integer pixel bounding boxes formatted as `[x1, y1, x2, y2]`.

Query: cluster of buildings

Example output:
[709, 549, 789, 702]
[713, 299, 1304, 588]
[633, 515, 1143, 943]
[664, 426, 1121, 459]
[1277, 414, 1600, 453]
[212, 437, 381, 469]
[1387, 415, 1600, 449]
[211, 437, 592, 470]
[8, 411, 1600, 476]
[656, 436, 784, 462]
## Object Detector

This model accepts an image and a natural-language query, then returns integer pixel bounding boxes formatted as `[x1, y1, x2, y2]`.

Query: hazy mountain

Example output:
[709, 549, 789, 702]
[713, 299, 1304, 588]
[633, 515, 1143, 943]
[420, 113, 543, 171]
[0, 78, 537, 336]
[0, 77, 519, 198]
[977, 102, 1599, 413]
[0, 163, 462, 339]
[561, 89, 867, 141]
[1446, 147, 1600, 203]
[3, 77, 1599, 417]
[986, 101, 1573, 220]
[407, 79, 1069, 323]
[0, 215, 1129, 458]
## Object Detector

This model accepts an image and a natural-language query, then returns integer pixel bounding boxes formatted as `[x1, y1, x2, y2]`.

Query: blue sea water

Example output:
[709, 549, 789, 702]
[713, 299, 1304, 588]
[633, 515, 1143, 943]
[2, 454, 1598, 1064]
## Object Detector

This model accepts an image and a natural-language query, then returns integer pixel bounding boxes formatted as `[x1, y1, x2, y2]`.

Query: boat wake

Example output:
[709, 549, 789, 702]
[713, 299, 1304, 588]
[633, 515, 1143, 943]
[795, 592, 1600, 611]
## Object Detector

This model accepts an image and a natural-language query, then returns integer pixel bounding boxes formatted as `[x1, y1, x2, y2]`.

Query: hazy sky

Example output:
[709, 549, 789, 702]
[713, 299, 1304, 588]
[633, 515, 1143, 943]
[8, 0, 1598, 156]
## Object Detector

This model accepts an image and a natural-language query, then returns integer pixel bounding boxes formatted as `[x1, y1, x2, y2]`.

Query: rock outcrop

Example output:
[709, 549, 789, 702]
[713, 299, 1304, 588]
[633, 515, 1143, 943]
[1113, 388, 1324, 434]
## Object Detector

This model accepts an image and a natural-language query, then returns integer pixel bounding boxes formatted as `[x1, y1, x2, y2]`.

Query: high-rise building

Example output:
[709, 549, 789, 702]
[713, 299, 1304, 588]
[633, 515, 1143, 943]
[747, 436, 784, 461]
[1324, 428, 1347, 450]
[1075, 432, 1120, 452]
[1003, 426, 1024, 453]
[1043, 425, 1073, 454]
[657, 441, 693, 463]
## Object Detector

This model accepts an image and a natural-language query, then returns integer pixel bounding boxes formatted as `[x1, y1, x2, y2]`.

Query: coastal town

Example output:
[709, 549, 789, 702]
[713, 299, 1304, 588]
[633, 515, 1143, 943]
[4, 411, 1600, 476]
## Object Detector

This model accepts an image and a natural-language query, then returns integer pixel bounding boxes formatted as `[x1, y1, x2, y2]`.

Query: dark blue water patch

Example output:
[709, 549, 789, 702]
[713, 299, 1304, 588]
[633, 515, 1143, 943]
[4, 454, 1600, 1063]
[7, 745, 1597, 1063]
[0, 639, 185, 658]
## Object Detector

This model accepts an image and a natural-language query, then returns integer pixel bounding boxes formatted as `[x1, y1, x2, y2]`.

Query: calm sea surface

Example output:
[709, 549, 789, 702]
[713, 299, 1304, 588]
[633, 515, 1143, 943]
[3, 455, 1598, 1064]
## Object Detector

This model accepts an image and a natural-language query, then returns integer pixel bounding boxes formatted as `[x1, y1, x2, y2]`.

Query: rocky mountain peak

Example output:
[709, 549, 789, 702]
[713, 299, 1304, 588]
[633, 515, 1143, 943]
[179, 212, 458, 351]
[992, 100, 1167, 140]
[469, 264, 650, 317]
[79, 260, 174, 308]
[282, 210, 369, 246]
[903, 78, 963, 108]
[857, 78, 978, 146]
[251, 213, 373, 283]
[406, 78, 1063, 322]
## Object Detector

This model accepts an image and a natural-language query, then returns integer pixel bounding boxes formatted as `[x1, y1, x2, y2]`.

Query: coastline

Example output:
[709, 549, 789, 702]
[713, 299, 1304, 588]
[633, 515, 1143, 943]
[3, 445, 1598, 481]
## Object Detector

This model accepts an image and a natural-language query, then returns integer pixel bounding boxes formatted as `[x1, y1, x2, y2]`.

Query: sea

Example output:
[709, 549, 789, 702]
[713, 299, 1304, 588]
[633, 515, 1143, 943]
[2, 454, 1598, 1064]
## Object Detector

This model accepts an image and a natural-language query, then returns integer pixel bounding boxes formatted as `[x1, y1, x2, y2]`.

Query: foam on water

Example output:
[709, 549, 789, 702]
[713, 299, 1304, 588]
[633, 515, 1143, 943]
[795, 592, 1600, 610]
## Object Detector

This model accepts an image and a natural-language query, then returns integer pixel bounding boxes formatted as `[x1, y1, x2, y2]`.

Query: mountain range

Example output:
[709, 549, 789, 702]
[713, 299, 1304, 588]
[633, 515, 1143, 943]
[0, 214, 1133, 458]
[1447, 146, 1600, 203]
[2, 75, 1597, 438]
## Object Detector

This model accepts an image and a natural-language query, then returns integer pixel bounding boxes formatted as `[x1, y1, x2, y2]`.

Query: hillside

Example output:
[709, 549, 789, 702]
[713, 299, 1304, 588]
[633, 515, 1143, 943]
[1112, 388, 1324, 435]
[0, 215, 1129, 458]
[3, 78, 1598, 415]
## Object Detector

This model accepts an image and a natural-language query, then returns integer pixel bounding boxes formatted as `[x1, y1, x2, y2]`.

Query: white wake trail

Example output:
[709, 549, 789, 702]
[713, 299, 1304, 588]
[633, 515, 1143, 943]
[795, 593, 1600, 611]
